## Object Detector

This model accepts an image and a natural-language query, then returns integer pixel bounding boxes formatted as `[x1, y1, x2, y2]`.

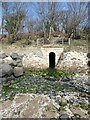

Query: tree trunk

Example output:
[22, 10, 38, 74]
[43, 22, 47, 44]
[48, 26, 52, 41]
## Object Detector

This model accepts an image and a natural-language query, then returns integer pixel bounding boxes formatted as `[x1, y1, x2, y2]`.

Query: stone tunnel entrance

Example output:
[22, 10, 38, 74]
[49, 52, 55, 68]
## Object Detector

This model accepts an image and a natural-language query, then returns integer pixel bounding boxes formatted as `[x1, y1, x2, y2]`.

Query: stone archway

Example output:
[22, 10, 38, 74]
[49, 52, 55, 68]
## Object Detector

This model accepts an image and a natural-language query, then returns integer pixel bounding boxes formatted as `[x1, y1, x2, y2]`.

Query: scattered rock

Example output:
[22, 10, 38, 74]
[3, 56, 14, 65]
[62, 76, 71, 82]
[1, 53, 8, 59]
[0, 77, 7, 83]
[14, 67, 23, 77]
[0, 53, 23, 79]
[59, 52, 87, 71]
[59, 113, 70, 120]
[0, 63, 13, 77]
[11, 53, 20, 60]
[22, 55, 47, 69]
[17, 62, 22, 67]
[1, 94, 60, 118]
[6, 75, 15, 82]
[70, 107, 88, 118]
[2, 100, 13, 111]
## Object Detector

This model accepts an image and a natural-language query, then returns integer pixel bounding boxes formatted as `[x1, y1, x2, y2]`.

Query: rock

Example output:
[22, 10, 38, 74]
[62, 76, 71, 82]
[3, 56, 14, 65]
[55, 95, 62, 103]
[22, 55, 47, 69]
[11, 53, 19, 60]
[1, 53, 8, 59]
[0, 76, 14, 83]
[60, 52, 87, 70]
[70, 107, 88, 118]
[14, 67, 23, 77]
[35, 50, 43, 58]
[59, 98, 67, 106]
[6, 75, 15, 82]
[17, 62, 22, 67]
[59, 113, 70, 120]
[0, 77, 7, 83]
[0, 63, 13, 77]
[10, 60, 17, 67]
[87, 53, 90, 59]
[15, 59, 22, 67]
[1, 94, 60, 118]
[2, 100, 13, 111]
[0, 59, 3, 64]
[16, 59, 22, 64]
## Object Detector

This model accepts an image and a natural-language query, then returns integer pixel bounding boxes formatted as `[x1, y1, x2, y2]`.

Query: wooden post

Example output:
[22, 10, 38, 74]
[68, 38, 71, 45]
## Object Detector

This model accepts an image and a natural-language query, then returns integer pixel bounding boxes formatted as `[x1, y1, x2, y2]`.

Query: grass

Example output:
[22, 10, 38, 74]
[24, 68, 74, 79]
[71, 39, 87, 46]
[1, 68, 75, 100]
[79, 102, 88, 110]
[2, 38, 87, 49]
[1, 38, 87, 101]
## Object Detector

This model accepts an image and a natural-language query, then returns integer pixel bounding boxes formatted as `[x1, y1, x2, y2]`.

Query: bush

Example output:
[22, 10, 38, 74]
[8, 37, 16, 44]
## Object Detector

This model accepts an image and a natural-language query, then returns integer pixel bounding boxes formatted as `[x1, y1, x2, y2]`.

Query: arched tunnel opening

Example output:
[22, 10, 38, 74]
[49, 52, 55, 68]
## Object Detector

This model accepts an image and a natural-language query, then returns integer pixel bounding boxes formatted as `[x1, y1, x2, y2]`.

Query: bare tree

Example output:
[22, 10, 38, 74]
[67, 2, 88, 38]
[2, 3, 28, 35]
[59, 2, 87, 38]
[26, 17, 36, 33]
[32, 2, 62, 43]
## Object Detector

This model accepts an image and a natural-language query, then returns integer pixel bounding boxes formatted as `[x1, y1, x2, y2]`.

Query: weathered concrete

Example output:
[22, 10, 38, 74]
[41, 47, 64, 67]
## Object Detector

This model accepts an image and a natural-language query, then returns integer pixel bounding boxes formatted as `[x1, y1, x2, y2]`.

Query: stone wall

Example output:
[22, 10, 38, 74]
[41, 47, 64, 66]
[0, 49, 88, 83]
[0, 53, 23, 83]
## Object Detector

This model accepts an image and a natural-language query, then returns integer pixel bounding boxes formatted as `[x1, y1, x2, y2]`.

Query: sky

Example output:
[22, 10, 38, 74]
[0, 1, 67, 34]
[0, 0, 90, 2]
[0, 1, 89, 34]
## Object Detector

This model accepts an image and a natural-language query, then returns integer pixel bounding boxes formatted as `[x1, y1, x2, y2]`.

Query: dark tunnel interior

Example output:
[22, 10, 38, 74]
[49, 52, 55, 68]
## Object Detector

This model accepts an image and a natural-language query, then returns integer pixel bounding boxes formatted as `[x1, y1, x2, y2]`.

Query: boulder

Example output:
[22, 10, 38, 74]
[6, 75, 15, 82]
[59, 113, 70, 120]
[15, 59, 22, 67]
[60, 52, 87, 69]
[14, 67, 23, 77]
[0, 58, 3, 64]
[0, 77, 7, 83]
[1, 53, 8, 59]
[11, 60, 17, 67]
[11, 53, 19, 60]
[70, 107, 87, 118]
[16, 59, 22, 63]
[0, 63, 13, 77]
[0, 75, 15, 83]
[17, 62, 22, 67]
[3, 56, 14, 65]
[87, 53, 90, 59]
[22, 55, 47, 69]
